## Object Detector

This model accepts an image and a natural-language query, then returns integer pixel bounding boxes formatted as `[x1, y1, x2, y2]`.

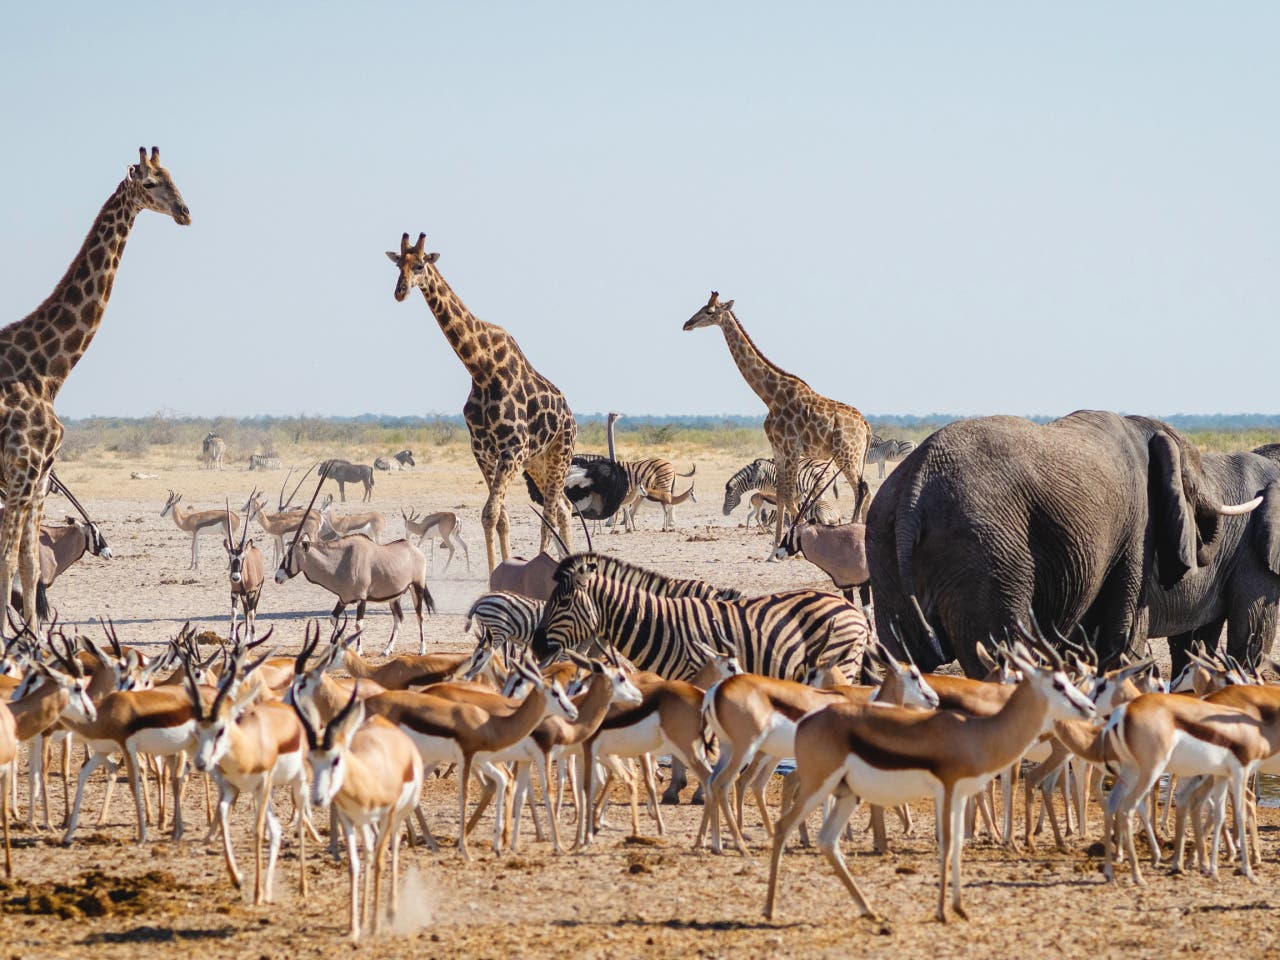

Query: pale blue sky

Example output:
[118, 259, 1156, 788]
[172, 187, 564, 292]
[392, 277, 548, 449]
[1, 3, 1276, 420]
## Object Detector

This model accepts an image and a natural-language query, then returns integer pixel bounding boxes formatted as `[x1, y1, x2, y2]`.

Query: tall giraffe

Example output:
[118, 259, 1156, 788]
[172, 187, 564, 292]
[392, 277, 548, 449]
[684, 291, 871, 553]
[387, 233, 576, 571]
[0, 147, 190, 628]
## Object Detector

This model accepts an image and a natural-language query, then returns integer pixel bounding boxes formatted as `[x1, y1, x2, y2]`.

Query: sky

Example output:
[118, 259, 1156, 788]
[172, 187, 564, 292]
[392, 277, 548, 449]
[1, 2, 1277, 420]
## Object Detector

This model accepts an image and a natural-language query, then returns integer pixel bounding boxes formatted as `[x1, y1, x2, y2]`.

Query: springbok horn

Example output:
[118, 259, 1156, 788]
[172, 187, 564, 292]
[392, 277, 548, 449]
[324, 682, 361, 751]
[294, 620, 319, 675]
[292, 697, 320, 751]
[1217, 496, 1264, 516]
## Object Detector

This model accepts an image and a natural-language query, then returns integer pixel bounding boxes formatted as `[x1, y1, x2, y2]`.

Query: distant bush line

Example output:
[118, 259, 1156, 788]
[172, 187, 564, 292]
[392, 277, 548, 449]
[54, 411, 1280, 463]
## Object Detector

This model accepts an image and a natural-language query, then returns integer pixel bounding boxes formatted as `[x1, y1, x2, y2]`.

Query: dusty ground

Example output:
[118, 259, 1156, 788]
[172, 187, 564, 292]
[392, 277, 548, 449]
[5, 449, 1280, 959]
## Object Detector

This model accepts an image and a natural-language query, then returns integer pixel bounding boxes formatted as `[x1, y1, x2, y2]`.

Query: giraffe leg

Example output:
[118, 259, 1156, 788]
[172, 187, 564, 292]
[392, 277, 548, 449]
[770, 459, 799, 557]
[481, 460, 520, 571]
[19, 492, 44, 628]
[0, 485, 33, 635]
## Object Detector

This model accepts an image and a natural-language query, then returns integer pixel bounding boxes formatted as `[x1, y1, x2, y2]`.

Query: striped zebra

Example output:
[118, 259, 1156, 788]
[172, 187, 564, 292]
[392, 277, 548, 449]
[609, 458, 697, 532]
[465, 591, 544, 648]
[866, 435, 917, 479]
[721, 457, 838, 518]
[530, 553, 868, 682]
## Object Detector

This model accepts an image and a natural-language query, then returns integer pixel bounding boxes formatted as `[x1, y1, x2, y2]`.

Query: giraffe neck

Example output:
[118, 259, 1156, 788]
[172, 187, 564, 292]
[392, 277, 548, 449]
[415, 266, 497, 382]
[716, 313, 799, 406]
[0, 179, 141, 397]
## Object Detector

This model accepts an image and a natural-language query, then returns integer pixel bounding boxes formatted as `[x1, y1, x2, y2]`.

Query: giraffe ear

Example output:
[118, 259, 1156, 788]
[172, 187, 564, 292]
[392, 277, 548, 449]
[385, 251, 402, 264]
[721, 299, 734, 311]
[424, 252, 440, 264]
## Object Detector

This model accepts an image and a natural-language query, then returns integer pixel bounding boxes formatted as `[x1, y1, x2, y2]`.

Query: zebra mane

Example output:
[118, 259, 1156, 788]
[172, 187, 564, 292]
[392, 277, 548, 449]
[552, 552, 739, 600]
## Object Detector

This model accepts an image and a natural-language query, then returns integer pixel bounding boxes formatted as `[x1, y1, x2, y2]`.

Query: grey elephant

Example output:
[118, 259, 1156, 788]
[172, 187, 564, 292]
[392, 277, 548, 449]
[866, 410, 1262, 676]
[1151, 445, 1280, 676]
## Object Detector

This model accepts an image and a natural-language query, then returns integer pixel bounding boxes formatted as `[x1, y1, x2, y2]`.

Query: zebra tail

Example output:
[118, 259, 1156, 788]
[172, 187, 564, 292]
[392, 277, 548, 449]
[699, 681, 724, 761]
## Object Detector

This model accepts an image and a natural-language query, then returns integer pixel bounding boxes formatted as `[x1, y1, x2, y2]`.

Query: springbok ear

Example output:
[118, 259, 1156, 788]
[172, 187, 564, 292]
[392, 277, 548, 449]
[385, 251, 401, 264]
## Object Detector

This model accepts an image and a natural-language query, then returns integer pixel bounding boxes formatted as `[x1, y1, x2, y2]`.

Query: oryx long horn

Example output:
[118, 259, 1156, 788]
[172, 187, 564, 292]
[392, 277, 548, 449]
[530, 506, 570, 557]
[284, 463, 329, 562]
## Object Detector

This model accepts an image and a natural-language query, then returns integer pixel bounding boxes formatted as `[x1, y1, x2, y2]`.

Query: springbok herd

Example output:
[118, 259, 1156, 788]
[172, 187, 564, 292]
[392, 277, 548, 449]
[5, 148, 1280, 950]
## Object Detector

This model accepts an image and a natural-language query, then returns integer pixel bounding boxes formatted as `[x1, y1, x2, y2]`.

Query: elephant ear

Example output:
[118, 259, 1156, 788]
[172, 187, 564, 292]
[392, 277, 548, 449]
[1251, 480, 1280, 576]
[1148, 432, 1196, 588]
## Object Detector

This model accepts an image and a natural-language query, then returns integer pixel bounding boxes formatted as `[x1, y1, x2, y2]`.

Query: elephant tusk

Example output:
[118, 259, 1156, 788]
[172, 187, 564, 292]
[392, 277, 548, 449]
[1217, 496, 1264, 516]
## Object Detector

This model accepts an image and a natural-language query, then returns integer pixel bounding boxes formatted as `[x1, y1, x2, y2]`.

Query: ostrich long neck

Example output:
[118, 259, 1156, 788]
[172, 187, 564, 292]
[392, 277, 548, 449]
[0, 179, 141, 397]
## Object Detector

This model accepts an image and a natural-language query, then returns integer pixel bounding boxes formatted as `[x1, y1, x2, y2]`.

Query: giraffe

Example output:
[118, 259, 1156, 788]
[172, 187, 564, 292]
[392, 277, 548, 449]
[386, 233, 576, 571]
[683, 291, 871, 555]
[0, 147, 190, 630]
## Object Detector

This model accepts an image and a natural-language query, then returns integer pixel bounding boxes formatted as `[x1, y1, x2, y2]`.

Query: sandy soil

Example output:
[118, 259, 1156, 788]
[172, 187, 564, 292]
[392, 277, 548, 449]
[4, 451, 1280, 959]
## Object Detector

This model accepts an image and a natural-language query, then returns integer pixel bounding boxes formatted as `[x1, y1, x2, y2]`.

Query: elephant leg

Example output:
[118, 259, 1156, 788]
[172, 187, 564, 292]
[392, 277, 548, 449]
[1227, 588, 1278, 670]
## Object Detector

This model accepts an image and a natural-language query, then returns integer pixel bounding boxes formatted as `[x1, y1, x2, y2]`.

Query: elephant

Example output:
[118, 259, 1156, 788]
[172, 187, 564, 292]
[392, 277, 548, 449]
[865, 410, 1262, 677]
[1150, 445, 1280, 677]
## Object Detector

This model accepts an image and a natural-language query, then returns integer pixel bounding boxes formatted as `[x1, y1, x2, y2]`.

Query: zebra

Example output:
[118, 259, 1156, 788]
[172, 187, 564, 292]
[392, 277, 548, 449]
[721, 457, 837, 519]
[248, 453, 281, 471]
[609, 458, 697, 532]
[201, 432, 225, 470]
[530, 552, 848, 804]
[531, 553, 868, 682]
[865, 435, 917, 479]
[464, 591, 544, 649]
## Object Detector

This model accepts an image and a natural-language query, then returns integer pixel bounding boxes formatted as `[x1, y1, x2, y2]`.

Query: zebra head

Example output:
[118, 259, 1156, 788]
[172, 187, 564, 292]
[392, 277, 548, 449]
[531, 555, 602, 666]
[722, 483, 742, 516]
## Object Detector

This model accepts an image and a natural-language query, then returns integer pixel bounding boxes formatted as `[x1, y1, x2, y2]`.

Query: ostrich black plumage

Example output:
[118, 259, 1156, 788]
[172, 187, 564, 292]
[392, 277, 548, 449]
[524, 412, 629, 520]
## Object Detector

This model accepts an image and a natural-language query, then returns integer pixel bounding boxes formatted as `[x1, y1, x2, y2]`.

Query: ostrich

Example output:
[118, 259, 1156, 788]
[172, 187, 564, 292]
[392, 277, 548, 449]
[525, 412, 629, 526]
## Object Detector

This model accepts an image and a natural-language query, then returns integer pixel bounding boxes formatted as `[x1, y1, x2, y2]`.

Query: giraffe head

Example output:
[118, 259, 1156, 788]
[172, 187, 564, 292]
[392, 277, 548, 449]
[124, 147, 191, 225]
[682, 290, 735, 331]
[386, 232, 440, 302]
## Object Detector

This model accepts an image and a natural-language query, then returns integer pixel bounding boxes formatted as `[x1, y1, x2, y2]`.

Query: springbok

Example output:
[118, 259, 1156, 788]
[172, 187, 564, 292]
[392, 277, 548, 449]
[401, 508, 470, 572]
[161, 490, 241, 570]
[362, 652, 579, 860]
[224, 500, 265, 638]
[293, 687, 424, 940]
[320, 503, 386, 543]
[189, 659, 311, 905]
[763, 640, 1096, 923]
